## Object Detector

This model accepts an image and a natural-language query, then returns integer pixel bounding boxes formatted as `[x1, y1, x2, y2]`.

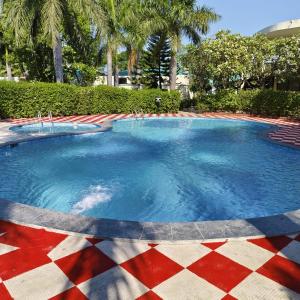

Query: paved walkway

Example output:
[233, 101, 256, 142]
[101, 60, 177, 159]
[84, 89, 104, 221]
[0, 220, 300, 299]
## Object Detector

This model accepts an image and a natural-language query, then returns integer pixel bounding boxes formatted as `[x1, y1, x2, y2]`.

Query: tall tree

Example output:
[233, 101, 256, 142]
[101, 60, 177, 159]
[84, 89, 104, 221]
[3, 0, 104, 83]
[141, 33, 171, 89]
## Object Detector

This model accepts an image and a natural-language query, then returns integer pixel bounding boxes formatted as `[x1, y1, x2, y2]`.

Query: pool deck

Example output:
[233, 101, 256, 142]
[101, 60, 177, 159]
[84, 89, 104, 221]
[0, 220, 300, 299]
[0, 113, 300, 299]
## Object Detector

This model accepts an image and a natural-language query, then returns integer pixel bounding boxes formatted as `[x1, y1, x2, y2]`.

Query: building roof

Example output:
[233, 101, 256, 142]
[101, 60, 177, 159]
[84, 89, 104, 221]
[259, 19, 300, 38]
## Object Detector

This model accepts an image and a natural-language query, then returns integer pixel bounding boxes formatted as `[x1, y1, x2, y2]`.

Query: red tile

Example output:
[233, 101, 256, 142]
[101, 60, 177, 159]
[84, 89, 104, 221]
[121, 248, 184, 289]
[188, 252, 252, 293]
[49, 287, 88, 300]
[0, 221, 66, 253]
[136, 290, 162, 300]
[248, 236, 293, 253]
[148, 243, 158, 248]
[0, 248, 51, 280]
[55, 246, 116, 285]
[222, 295, 237, 300]
[86, 237, 103, 245]
[257, 255, 300, 294]
[0, 283, 13, 300]
[0, 221, 67, 280]
[202, 241, 226, 250]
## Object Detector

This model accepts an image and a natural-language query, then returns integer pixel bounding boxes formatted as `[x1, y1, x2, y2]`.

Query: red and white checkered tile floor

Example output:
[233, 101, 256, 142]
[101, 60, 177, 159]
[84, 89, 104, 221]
[9, 112, 300, 148]
[0, 220, 300, 299]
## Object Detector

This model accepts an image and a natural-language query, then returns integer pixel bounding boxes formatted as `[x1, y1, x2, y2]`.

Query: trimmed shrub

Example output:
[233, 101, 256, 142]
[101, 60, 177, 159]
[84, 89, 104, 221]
[0, 81, 180, 118]
[195, 89, 300, 118]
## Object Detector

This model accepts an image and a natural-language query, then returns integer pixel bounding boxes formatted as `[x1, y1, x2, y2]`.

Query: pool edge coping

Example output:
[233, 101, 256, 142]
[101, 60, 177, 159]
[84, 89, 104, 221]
[0, 116, 300, 241]
[0, 198, 300, 241]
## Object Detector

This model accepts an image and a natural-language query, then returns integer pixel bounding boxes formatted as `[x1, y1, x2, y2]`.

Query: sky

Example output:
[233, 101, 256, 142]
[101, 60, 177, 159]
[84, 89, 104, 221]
[198, 0, 300, 37]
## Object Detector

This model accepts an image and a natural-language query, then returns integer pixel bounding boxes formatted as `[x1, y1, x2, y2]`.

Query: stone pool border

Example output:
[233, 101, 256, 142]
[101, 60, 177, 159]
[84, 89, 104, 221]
[0, 113, 300, 241]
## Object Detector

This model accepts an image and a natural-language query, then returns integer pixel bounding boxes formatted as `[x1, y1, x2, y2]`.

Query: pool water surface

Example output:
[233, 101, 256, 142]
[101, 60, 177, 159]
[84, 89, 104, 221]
[1, 118, 300, 222]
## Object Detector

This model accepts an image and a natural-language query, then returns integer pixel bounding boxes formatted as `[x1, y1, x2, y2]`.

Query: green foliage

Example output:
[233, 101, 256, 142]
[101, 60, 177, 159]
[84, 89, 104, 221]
[141, 34, 171, 89]
[184, 31, 300, 92]
[195, 89, 300, 118]
[0, 81, 181, 118]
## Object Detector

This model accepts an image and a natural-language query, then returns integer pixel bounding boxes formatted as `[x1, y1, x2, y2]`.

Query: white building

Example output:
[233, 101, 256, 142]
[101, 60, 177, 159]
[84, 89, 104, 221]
[259, 19, 300, 38]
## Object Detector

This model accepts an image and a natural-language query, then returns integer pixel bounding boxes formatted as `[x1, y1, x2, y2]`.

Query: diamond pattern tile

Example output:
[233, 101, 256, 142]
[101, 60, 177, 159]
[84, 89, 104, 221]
[48, 236, 93, 261]
[0, 283, 13, 300]
[4, 263, 74, 300]
[278, 240, 300, 265]
[216, 240, 274, 270]
[136, 290, 162, 300]
[155, 243, 211, 267]
[248, 236, 293, 253]
[121, 248, 184, 289]
[0, 242, 18, 256]
[230, 272, 300, 299]
[257, 255, 300, 294]
[77, 266, 148, 299]
[153, 269, 226, 300]
[188, 252, 252, 292]
[49, 287, 88, 300]
[0, 220, 299, 299]
[55, 246, 116, 285]
[202, 241, 226, 250]
[96, 240, 150, 264]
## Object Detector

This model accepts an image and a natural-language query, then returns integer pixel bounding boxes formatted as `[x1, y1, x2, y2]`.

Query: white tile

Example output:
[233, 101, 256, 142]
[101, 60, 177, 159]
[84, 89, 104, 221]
[4, 263, 73, 300]
[0, 243, 18, 256]
[279, 240, 300, 265]
[47, 236, 92, 261]
[153, 269, 225, 300]
[216, 241, 274, 270]
[96, 241, 150, 264]
[155, 243, 210, 267]
[230, 272, 300, 300]
[78, 266, 148, 300]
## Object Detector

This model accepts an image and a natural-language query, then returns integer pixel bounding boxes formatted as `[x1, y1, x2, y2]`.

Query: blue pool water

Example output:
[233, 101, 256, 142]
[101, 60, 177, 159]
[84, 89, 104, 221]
[11, 122, 100, 134]
[1, 118, 300, 222]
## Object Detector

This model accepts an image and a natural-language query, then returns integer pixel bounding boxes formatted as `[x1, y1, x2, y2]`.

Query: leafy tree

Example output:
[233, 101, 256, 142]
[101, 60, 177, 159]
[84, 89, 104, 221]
[184, 31, 300, 92]
[141, 33, 171, 89]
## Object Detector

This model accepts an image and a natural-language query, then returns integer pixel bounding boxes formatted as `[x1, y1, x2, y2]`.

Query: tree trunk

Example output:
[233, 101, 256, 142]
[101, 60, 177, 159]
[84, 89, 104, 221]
[5, 47, 13, 81]
[107, 45, 113, 86]
[159, 60, 162, 90]
[135, 50, 141, 89]
[114, 64, 119, 87]
[52, 35, 63, 83]
[169, 52, 177, 90]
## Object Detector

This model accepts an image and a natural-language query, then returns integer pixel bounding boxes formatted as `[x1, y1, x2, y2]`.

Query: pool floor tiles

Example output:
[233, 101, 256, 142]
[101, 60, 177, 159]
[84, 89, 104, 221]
[0, 220, 300, 299]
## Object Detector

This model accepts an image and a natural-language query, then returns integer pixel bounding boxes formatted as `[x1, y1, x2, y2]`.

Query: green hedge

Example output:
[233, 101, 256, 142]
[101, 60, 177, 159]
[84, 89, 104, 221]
[195, 89, 300, 119]
[0, 81, 181, 118]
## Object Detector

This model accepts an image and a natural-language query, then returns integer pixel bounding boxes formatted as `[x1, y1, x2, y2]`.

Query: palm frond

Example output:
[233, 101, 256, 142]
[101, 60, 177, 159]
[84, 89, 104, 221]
[41, 0, 64, 45]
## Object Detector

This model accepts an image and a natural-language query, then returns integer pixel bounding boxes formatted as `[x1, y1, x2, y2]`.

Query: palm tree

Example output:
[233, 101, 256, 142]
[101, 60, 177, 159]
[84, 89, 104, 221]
[120, 0, 166, 87]
[96, 0, 121, 86]
[3, 0, 104, 83]
[153, 0, 220, 90]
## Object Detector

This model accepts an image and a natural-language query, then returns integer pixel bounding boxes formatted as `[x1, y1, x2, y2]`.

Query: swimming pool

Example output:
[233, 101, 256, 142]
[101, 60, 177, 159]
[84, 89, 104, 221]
[10, 122, 100, 134]
[1, 118, 300, 222]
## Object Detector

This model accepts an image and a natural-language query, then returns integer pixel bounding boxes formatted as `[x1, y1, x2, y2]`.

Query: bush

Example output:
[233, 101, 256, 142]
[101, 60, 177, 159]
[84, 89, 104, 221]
[0, 81, 181, 118]
[194, 89, 300, 118]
